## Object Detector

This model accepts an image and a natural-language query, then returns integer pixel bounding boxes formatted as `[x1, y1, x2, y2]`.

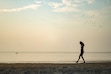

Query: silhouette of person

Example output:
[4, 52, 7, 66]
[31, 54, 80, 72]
[76, 41, 85, 63]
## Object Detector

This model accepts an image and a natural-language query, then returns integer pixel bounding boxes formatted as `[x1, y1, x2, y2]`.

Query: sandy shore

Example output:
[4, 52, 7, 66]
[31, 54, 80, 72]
[0, 63, 111, 74]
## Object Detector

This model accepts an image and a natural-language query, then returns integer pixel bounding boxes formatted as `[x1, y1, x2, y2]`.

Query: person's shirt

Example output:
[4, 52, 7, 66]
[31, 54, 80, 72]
[81, 43, 84, 52]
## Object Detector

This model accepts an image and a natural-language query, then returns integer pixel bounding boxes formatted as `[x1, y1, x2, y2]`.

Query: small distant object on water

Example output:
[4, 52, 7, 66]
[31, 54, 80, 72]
[16, 52, 18, 54]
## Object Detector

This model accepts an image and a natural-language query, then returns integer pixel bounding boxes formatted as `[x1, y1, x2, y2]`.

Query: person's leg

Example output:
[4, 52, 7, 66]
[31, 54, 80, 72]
[76, 56, 80, 63]
[81, 56, 85, 63]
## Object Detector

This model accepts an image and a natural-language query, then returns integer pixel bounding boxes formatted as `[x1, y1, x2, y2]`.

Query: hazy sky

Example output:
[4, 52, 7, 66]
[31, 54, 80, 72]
[0, 0, 111, 52]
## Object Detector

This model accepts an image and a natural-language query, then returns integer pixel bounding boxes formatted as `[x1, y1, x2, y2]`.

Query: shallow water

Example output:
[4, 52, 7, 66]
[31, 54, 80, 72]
[0, 52, 111, 63]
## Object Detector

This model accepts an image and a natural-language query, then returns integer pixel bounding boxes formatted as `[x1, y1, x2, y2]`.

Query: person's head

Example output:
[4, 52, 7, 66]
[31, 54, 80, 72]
[80, 41, 84, 46]
[80, 41, 83, 44]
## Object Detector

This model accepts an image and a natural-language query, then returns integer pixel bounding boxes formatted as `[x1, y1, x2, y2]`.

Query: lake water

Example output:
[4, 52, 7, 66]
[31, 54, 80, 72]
[0, 52, 111, 63]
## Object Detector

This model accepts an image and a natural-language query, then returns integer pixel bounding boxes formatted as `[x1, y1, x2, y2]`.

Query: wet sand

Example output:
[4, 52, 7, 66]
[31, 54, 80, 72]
[0, 63, 111, 74]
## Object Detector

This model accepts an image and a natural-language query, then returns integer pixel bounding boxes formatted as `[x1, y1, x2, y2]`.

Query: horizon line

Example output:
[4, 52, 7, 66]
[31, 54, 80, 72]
[0, 51, 111, 53]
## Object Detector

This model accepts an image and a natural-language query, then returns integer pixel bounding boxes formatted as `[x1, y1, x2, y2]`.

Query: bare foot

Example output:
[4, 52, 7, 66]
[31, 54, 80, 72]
[83, 61, 85, 63]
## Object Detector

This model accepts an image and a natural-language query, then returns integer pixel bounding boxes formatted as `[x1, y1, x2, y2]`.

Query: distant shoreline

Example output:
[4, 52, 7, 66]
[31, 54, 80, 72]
[0, 60, 111, 64]
[0, 62, 111, 66]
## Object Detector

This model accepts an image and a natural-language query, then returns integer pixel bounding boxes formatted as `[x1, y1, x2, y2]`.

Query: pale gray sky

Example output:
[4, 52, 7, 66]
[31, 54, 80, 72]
[0, 0, 111, 53]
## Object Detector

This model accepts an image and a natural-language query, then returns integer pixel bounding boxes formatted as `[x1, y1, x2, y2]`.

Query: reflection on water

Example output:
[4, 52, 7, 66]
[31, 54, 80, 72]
[0, 52, 111, 63]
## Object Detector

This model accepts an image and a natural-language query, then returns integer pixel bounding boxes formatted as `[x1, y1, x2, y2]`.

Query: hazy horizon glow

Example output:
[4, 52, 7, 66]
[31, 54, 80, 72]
[0, 0, 111, 53]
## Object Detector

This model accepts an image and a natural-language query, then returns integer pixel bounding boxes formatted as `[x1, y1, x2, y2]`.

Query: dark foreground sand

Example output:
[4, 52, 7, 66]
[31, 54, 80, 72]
[0, 63, 111, 74]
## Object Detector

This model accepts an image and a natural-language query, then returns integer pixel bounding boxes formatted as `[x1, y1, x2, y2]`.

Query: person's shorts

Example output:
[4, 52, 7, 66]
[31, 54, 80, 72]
[80, 52, 84, 56]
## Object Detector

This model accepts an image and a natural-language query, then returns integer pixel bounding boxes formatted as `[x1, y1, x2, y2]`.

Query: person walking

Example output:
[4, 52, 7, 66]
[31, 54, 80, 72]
[76, 41, 85, 63]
